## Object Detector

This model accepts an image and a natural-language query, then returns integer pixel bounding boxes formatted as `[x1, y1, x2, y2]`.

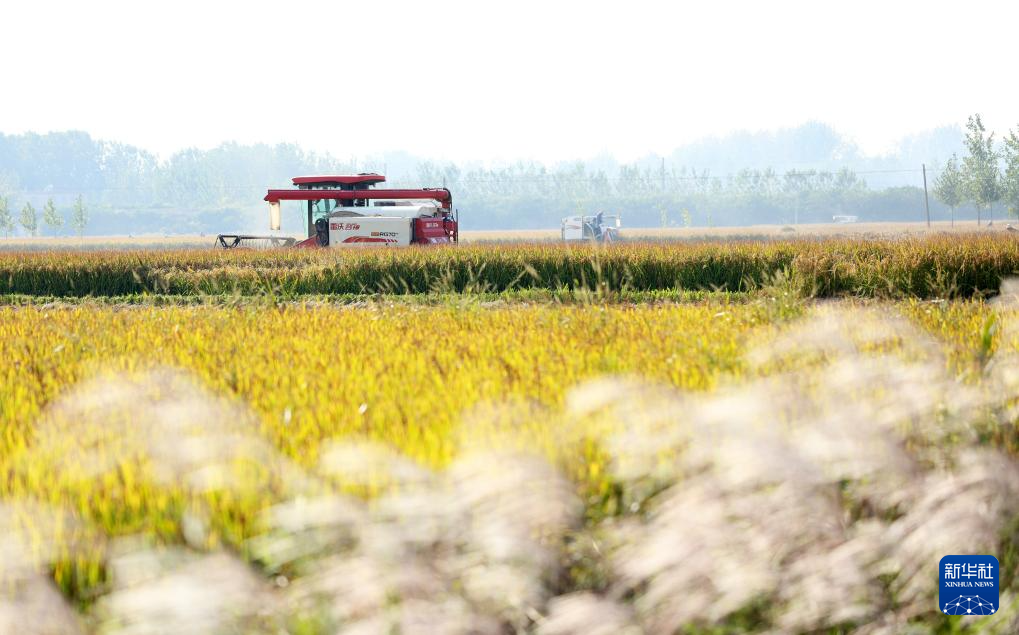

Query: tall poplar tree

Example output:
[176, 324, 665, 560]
[961, 114, 1001, 225]
[20, 202, 38, 236]
[933, 154, 964, 226]
[42, 197, 64, 236]
[1002, 126, 1019, 219]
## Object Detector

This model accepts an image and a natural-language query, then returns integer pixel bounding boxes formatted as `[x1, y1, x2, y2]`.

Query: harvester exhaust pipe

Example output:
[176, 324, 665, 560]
[269, 202, 281, 231]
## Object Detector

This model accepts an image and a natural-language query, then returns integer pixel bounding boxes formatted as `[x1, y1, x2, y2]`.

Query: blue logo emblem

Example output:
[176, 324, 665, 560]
[939, 555, 998, 615]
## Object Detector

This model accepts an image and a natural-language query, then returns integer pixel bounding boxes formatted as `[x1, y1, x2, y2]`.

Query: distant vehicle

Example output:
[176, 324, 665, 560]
[832, 215, 859, 224]
[561, 212, 621, 242]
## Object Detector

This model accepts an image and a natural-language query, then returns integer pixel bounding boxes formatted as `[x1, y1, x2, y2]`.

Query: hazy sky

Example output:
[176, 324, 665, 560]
[1, 0, 1015, 163]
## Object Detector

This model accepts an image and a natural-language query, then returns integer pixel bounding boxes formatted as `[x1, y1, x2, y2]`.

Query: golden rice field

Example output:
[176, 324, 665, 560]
[3, 237, 1019, 633]
[1, 233, 1018, 299]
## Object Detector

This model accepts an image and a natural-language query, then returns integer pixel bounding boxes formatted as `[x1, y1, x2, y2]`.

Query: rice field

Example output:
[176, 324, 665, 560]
[3, 236, 1019, 633]
[1, 233, 1018, 299]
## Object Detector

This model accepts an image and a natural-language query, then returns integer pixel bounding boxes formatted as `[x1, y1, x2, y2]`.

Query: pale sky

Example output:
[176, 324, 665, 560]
[0, 0, 1015, 163]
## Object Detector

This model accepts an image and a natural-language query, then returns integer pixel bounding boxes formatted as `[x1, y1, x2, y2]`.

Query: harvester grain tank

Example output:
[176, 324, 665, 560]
[217, 174, 458, 248]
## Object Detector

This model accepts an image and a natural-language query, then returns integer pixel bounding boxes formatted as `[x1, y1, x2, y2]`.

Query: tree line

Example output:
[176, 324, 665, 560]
[932, 114, 1019, 225]
[0, 133, 350, 236]
[0, 123, 1012, 235]
[0, 194, 87, 238]
[408, 162, 923, 230]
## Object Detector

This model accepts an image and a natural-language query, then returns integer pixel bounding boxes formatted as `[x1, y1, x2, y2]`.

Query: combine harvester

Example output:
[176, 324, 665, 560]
[217, 174, 458, 248]
[561, 212, 621, 242]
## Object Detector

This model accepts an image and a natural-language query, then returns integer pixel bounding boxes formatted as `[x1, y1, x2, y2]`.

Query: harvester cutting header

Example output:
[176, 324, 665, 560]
[217, 174, 458, 248]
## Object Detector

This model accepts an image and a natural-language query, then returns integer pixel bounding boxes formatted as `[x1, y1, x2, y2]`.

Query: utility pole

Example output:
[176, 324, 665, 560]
[661, 157, 666, 192]
[922, 164, 931, 228]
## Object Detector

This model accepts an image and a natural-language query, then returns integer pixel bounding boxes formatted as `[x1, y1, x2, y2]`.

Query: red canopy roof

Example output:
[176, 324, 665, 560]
[292, 174, 386, 186]
[265, 187, 452, 209]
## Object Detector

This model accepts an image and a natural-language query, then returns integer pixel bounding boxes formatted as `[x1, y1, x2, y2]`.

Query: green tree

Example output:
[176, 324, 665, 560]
[0, 196, 13, 238]
[20, 202, 38, 236]
[657, 203, 669, 228]
[933, 154, 964, 226]
[961, 114, 1001, 225]
[71, 195, 88, 237]
[1002, 126, 1019, 219]
[42, 197, 63, 235]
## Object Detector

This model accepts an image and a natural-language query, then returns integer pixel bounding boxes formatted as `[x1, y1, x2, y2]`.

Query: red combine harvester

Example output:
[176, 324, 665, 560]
[216, 174, 458, 248]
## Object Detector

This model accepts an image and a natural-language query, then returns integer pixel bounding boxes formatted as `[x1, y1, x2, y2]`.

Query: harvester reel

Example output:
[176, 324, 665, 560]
[215, 234, 297, 249]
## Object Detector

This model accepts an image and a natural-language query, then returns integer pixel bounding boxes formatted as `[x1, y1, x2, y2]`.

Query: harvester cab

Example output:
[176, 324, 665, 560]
[216, 173, 458, 248]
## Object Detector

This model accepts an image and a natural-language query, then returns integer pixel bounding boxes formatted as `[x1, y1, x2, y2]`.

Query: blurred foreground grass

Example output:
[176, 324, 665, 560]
[2, 294, 1019, 633]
